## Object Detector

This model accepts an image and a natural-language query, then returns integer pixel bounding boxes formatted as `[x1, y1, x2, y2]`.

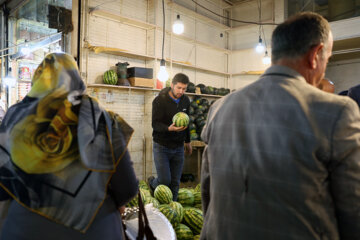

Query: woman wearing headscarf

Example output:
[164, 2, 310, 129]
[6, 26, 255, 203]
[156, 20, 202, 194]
[0, 53, 138, 239]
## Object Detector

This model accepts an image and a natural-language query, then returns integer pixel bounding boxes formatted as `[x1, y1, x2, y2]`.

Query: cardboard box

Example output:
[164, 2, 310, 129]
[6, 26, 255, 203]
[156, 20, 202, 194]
[128, 77, 154, 88]
[127, 67, 153, 79]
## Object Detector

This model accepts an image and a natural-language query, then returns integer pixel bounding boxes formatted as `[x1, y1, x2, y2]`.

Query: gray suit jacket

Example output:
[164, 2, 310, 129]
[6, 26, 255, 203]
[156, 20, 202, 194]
[201, 65, 360, 240]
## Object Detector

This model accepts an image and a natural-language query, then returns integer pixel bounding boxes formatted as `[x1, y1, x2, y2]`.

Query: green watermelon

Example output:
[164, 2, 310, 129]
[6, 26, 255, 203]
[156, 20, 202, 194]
[193, 235, 201, 240]
[194, 184, 201, 192]
[173, 112, 190, 127]
[103, 70, 118, 85]
[184, 208, 203, 235]
[193, 192, 201, 205]
[139, 180, 150, 190]
[178, 188, 194, 206]
[190, 101, 198, 109]
[169, 201, 185, 222]
[175, 223, 194, 240]
[154, 185, 173, 204]
[140, 189, 149, 202]
[158, 205, 179, 227]
[145, 197, 160, 208]
[190, 133, 199, 141]
[126, 196, 138, 207]
[194, 203, 202, 210]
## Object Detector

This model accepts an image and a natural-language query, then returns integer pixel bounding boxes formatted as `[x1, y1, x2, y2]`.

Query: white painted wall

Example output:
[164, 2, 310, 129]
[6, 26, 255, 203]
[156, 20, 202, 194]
[326, 59, 360, 93]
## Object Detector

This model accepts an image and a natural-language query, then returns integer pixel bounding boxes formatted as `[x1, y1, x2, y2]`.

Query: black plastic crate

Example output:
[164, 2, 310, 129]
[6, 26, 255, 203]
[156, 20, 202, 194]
[127, 67, 153, 79]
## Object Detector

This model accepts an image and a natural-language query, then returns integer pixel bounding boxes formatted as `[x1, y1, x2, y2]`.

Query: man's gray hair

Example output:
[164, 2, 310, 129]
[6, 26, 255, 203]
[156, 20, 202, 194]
[271, 12, 330, 63]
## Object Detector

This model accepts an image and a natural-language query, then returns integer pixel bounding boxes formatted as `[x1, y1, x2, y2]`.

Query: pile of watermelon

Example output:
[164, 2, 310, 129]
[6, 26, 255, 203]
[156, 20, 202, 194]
[188, 96, 210, 141]
[127, 181, 203, 240]
[186, 82, 230, 96]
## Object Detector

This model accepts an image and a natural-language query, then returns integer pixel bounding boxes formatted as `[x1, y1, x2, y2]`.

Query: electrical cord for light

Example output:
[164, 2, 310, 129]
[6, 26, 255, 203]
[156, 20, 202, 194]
[162, 0, 165, 60]
[190, 0, 278, 26]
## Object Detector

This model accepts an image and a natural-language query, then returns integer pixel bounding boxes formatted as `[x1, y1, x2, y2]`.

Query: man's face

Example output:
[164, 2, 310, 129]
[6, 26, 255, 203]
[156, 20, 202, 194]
[315, 31, 333, 85]
[171, 82, 187, 99]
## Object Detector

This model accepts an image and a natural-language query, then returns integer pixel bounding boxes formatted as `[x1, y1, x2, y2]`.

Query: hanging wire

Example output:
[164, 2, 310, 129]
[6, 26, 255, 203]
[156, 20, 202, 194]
[190, 0, 278, 26]
[161, 0, 165, 60]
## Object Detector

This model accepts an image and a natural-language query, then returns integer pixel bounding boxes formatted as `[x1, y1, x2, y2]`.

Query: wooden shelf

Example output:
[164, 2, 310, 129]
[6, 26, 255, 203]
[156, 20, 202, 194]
[87, 84, 224, 98]
[90, 9, 156, 30]
[232, 71, 264, 76]
[168, 59, 230, 76]
[87, 83, 160, 92]
[169, 2, 230, 31]
[86, 44, 155, 60]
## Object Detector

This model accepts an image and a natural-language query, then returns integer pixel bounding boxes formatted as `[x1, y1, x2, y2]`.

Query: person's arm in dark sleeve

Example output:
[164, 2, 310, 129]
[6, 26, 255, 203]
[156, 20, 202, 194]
[110, 150, 138, 207]
[330, 100, 360, 239]
[152, 97, 169, 132]
[0, 187, 10, 201]
[347, 86, 360, 108]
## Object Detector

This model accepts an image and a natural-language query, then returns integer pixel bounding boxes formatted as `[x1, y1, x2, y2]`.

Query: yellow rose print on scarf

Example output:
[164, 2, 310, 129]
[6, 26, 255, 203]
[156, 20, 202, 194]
[10, 86, 79, 174]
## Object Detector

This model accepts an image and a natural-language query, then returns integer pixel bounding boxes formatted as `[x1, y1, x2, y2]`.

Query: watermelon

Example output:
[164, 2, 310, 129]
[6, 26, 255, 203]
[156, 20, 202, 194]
[145, 197, 160, 208]
[190, 133, 199, 141]
[189, 115, 196, 123]
[103, 70, 118, 85]
[193, 235, 201, 240]
[158, 205, 179, 227]
[183, 208, 204, 235]
[140, 189, 149, 202]
[139, 180, 150, 190]
[194, 183, 201, 192]
[175, 223, 194, 240]
[190, 101, 198, 109]
[126, 196, 138, 207]
[178, 188, 194, 206]
[154, 185, 173, 204]
[169, 201, 185, 222]
[193, 192, 201, 205]
[173, 112, 190, 127]
[194, 203, 202, 210]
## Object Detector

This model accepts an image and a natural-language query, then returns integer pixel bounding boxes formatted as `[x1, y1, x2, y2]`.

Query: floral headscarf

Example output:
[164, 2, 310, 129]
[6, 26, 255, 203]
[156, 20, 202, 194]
[0, 53, 133, 232]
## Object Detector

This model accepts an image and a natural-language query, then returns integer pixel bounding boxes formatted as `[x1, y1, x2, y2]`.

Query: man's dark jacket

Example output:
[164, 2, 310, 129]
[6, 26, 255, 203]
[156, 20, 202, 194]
[152, 87, 190, 148]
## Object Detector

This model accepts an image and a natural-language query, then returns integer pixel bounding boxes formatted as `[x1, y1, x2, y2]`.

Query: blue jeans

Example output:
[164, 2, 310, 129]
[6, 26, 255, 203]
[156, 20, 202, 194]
[150, 142, 184, 201]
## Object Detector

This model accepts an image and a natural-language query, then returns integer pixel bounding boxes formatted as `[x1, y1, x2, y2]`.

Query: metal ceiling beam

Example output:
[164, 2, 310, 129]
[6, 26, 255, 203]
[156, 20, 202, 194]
[0, 0, 29, 15]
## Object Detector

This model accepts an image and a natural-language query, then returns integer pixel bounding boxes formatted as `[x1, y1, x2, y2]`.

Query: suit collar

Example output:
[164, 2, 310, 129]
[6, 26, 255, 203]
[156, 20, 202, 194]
[263, 65, 306, 83]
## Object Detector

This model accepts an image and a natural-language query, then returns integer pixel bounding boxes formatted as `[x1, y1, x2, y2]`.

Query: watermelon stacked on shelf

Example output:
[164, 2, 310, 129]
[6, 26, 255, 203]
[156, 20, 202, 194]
[126, 182, 203, 239]
[103, 70, 118, 85]
[188, 96, 210, 140]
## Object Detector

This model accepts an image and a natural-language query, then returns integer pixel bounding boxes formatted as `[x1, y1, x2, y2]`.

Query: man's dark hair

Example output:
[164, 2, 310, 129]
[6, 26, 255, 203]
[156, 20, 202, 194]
[172, 73, 189, 85]
[271, 12, 330, 62]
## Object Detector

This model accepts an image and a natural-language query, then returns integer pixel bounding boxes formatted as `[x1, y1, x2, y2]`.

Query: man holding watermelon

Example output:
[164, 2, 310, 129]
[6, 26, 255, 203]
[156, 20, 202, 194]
[201, 12, 360, 240]
[148, 73, 192, 201]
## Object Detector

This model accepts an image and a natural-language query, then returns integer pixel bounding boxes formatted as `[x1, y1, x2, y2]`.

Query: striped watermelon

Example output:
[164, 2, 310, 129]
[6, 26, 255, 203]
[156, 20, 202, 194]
[175, 223, 194, 240]
[193, 192, 201, 205]
[103, 70, 118, 85]
[194, 204, 202, 210]
[194, 183, 201, 193]
[169, 201, 184, 222]
[184, 208, 203, 235]
[154, 185, 173, 204]
[139, 180, 150, 191]
[158, 205, 179, 227]
[193, 235, 200, 240]
[145, 197, 160, 208]
[172, 112, 189, 127]
[178, 188, 194, 206]
[126, 196, 138, 207]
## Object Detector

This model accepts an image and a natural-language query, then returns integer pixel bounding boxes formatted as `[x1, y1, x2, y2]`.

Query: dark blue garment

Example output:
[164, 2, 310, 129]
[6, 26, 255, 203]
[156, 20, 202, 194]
[149, 142, 184, 201]
[347, 84, 360, 107]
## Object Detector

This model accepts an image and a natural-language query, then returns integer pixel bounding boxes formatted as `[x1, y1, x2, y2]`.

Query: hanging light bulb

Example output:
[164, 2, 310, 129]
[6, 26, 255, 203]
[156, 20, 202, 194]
[262, 51, 271, 65]
[157, 59, 169, 83]
[172, 14, 184, 35]
[255, 36, 265, 53]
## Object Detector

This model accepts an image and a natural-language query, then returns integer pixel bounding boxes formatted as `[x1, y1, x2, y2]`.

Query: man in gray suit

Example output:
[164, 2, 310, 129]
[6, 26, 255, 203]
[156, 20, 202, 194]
[200, 12, 360, 240]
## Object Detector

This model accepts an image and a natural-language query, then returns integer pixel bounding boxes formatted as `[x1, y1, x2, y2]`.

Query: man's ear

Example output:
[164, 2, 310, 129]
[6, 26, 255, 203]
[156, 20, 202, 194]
[307, 43, 324, 69]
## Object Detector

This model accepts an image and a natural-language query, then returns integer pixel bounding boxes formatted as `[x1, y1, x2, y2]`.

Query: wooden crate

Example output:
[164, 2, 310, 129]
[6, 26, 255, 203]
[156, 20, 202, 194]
[128, 77, 154, 88]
